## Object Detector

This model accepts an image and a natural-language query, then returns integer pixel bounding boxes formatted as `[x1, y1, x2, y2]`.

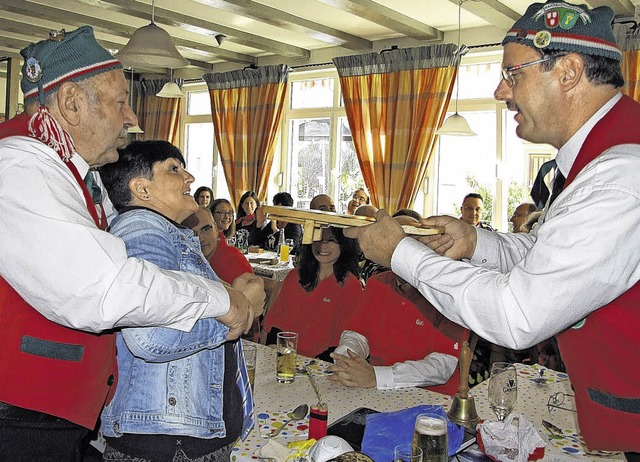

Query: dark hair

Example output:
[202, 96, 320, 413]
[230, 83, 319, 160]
[194, 186, 214, 203]
[210, 198, 236, 238]
[463, 193, 483, 202]
[539, 49, 624, 88]
[273, 192, 294, 207]
[392, 208, 422, 220]
[100, 140, 185, 212]
[236, 190, 260, 219]
[297, 227, 360, 292]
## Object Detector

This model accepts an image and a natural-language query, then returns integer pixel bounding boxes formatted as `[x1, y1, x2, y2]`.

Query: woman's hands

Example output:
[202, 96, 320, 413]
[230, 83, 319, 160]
[328, 350, 377, 388]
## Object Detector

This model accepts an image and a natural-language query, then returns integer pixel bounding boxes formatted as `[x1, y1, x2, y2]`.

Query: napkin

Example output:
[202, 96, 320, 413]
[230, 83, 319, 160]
[360, 405, 463, 461]
[477, 413, 545, 462]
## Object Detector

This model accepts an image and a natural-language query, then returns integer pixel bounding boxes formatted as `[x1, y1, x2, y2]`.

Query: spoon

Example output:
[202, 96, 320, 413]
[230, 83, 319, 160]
[269, 404, 309, 437]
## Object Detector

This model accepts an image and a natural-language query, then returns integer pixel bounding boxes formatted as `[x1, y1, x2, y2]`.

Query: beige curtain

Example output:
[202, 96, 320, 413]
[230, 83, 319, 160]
[333, 45, 457, 213]
[203, 65, 289, 208]
[620, 31, 640, 103]
[133, 79, 183, 146]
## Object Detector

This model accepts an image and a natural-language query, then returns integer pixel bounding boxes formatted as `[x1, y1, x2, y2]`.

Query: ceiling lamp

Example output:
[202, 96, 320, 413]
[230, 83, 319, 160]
[156, 69, 183, 98]
[127, 68, 144, 134]
[116, 0, 189, 69]
[436, 0, 475, 136]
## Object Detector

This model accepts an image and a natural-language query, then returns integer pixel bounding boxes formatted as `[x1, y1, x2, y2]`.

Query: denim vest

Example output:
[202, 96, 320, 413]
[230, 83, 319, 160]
[101, 208, 238, 439]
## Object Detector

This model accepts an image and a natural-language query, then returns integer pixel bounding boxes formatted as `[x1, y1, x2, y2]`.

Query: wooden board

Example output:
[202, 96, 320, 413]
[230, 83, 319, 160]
[261, 205, 443, 244]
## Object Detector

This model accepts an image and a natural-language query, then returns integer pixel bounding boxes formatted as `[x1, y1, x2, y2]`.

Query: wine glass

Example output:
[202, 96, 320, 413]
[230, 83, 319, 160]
[488, 362, 517, 421]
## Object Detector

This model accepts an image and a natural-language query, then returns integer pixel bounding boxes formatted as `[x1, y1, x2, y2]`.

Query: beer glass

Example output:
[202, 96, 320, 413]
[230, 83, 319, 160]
[243, 344, 257, 391]
[394, 444, 423, 462]
[488, 362, 518, 421]
[276, 332, 298, 383]
[413, 413, 447, 462]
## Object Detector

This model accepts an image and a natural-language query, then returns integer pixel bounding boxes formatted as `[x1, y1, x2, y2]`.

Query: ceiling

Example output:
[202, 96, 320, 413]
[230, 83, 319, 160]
[0, 0, 638, 78]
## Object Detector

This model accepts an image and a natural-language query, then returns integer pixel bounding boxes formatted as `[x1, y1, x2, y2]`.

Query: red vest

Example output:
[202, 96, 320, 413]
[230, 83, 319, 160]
[0, 114, 117, 429]
[556, 95, 640, 451]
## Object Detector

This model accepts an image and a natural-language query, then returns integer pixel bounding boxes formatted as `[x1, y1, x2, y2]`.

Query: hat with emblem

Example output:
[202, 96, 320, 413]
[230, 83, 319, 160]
[20, 26, 123, 105]
[502, 1, 622, 62]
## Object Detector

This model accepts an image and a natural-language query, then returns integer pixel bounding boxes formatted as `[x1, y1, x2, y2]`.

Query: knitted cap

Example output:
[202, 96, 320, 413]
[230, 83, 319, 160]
[21, 26, 123, 105]
[502, 1, 622, 62]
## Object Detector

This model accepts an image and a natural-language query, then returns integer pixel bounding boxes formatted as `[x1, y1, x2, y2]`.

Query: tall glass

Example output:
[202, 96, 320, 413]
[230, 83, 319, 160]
[394, 444, 423, 462]
[243, 344, 257, 391]
[488, 362, 518, 421]
[412, 413, 447, 462]
[276, 332, 298, 383]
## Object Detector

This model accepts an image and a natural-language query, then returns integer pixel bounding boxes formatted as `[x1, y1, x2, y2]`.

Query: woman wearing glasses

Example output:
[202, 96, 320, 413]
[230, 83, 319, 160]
[210, 198, 236, 239]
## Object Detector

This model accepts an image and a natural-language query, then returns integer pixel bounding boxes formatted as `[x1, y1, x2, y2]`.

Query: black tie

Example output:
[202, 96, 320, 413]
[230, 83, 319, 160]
[84, 171, 102, 205]
[548, 168, 566, 206]
[530, 159, 557, 208]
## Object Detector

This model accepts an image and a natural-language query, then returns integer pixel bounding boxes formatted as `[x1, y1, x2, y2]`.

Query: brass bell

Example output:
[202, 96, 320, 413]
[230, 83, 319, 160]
[447, 341, 480, 429]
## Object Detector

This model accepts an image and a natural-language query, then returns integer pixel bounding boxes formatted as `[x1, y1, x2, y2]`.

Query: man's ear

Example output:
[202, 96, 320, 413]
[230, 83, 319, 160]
[129, 177, 151, 201]
[53, 82, 85, 126]
[557, 53, 584, 92]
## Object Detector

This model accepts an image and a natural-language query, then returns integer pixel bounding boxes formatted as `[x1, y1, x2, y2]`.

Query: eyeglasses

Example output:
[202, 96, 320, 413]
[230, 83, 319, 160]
[214, 211, 234, 217]
[500, 57, 553, 87]
[547, 392, 576, 413]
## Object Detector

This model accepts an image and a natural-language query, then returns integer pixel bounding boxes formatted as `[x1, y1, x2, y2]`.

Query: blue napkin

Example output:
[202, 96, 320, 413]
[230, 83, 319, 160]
[360, 405, 463, 462]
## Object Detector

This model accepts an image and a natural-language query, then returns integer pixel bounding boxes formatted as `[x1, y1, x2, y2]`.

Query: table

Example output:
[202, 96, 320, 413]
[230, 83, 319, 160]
[231, 342, 453, 461]
[231, 347, 624, 462]
[468, 363, 624, 462]
[246, 251, 294, 282]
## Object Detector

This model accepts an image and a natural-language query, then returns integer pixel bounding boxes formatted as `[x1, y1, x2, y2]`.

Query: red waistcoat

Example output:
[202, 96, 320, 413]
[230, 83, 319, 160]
[0, 114, 117, 429]
[556, 95, 640, 451]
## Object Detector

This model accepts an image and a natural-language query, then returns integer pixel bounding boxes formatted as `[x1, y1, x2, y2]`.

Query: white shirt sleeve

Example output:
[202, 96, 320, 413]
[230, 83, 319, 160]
[392, 146, 640, 350]
[334, 330, 370, 359]
[373, 353, 457, 390]
[0, 137, 230, 333]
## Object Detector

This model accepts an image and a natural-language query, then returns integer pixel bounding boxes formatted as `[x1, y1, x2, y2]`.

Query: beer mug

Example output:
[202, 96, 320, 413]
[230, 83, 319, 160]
[276, 332, 298, 383]
[413, 413, 447, 462]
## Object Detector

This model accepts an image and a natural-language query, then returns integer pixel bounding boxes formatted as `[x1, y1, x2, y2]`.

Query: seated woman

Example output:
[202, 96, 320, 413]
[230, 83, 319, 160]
[99, 140, 263, 461]
[194, 185, 213, 208]
[256, 192, 302, 254]
[235, 190, 265, 246]
[329, 270, 469, 396]
[261, 227, 362, 359]
[210, 198, 236, 239]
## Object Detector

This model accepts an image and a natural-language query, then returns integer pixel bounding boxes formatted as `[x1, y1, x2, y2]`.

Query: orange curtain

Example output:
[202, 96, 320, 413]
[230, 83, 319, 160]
[203, 65, 289, 208]
[621, 49, 640, 103]
[133, 79, 182, 146]
[333, 45, 457, 213]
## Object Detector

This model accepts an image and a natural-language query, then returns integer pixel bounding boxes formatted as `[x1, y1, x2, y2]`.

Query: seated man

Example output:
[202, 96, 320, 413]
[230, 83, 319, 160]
[309, 194, 336, 212]
[257, 192, 302, 253]
[460, 192, 495, 231]
[329, 269, 468, 396]
[346, 188, 370, 215]
[510, 202, 537, 233]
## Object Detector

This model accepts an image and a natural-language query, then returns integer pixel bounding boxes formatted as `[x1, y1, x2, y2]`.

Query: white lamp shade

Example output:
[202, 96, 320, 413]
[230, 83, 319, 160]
[116, 22, 189, 69]
[156, 81, 183, 98]
[436, 113, 476, 136]
[128, 124, 144, 134]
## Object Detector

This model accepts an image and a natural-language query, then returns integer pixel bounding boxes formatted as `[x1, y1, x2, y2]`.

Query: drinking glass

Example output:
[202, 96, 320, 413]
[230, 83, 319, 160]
[394, 444, 423, 462]
[413, 413, 447, 462]
[276, 332, 298, 383]
[488, 362, 518, 421]
[243, 344, 257, 391]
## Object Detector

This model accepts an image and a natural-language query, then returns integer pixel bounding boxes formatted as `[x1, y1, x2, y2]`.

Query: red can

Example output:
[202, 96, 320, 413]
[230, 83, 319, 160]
[308, 403, 328, 440]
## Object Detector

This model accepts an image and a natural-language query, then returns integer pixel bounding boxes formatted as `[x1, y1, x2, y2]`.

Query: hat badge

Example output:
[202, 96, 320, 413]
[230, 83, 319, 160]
[49, 29, 66, 42]
[25, 57, 43, 83]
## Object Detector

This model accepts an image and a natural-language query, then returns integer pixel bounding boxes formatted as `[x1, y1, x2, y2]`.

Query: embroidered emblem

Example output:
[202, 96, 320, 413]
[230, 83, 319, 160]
[532, 3, 591, 31]
[322, 297, 331, 303]
[25, 57, 43, 83]
[49, 29, 65, 41]
[415, 319, 424, 326]
[534, 30, 552, 48]
[571, 318, 586, 329]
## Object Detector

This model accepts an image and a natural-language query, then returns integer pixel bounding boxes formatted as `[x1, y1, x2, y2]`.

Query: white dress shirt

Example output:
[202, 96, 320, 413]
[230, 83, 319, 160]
[0, 136, 230, 332]
[335, 330, 457, 390]
[392, 93, 640, 350]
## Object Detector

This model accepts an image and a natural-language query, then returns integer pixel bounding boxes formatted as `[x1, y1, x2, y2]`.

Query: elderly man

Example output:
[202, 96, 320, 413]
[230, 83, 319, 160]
[346, 1, 640, 454]
[510, 202, 537, 233]
[309, 193, 336, 212]
[0, 27, 262, 459]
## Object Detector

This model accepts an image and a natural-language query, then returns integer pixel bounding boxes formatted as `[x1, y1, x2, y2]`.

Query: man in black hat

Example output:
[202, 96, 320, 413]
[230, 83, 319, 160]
[0, 26, 263, 460]
[346, 0, 640, 454]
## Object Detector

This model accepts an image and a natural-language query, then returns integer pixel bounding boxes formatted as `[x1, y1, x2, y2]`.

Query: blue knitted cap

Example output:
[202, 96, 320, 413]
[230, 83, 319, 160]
[21, 26, 123, 105]
[502, 1, 621, 62]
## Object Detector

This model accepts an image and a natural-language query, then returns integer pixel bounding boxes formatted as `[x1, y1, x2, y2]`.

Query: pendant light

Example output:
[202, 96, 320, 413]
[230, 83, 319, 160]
[156, 68, 183, 98]
[127, 68, 144, 134]
[436, 0, 476, 136]
[116, 0, 189, 70]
